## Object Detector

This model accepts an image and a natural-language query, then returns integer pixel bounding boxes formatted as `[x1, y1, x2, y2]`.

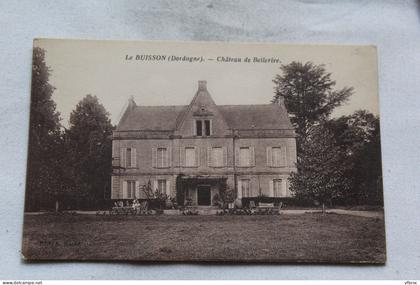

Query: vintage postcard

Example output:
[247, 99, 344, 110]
[22, 39, 385, 263]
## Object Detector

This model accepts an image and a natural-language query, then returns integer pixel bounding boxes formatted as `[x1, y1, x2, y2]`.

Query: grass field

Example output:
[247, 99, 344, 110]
[22, 213, 386, 263]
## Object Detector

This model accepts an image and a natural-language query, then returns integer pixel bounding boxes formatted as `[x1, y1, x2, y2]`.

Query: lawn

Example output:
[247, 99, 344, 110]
[22, 213, 386, 263]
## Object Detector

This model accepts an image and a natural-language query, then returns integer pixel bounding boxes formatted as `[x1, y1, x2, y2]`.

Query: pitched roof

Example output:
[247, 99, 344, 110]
[218, 104, 293, 130]
[116, 103, 293, 131]
[117, 105, 187, 131]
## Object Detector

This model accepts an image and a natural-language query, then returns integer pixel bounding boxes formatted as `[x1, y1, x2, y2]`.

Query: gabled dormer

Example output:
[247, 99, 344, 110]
[175, 81, 230, 138]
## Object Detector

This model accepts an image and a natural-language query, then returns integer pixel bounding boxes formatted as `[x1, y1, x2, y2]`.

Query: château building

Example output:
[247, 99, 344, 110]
[111, 81, 297, 206]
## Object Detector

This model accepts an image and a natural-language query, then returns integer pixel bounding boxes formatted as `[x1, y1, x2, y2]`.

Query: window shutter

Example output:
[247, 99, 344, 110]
[235, 147, 240, 167]
[237, 180, 242, 199]
[131, 148, 137, 168]
[282, 179, 287, 197]
[167, 147, 171, 167]
[153, 180, 158, 193]
[195, 147, 200, 167]
[207, 147, 212, 167]
[266, 147, 272, 167]
[166, 179, 171, 196]
[120, 148, 126, 168]
[250, 146, 255, 166]
[135, 181, 140, 198]
[122, 181, 127, 199]
[111, 176, 115, 199]
[248, 179, 252, 197]
[152, 147, 157, 168]
[180, 147, 185, 167]
[223, 147, 227, 166]
[209, 120, 212, 135]
[269, 180, 274, 197]
[281, 147, 287, 167]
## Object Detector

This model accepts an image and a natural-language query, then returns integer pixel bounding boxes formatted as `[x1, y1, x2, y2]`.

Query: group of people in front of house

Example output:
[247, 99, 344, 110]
[113, 199, 141, 209]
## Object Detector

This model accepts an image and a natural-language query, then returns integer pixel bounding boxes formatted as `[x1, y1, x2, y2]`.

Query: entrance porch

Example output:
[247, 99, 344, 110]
[176, 175, 228, 206]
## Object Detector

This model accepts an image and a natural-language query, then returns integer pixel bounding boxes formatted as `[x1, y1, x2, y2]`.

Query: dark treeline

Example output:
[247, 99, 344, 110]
[25, 48, 113, 211]
[273, 62, 383, 207]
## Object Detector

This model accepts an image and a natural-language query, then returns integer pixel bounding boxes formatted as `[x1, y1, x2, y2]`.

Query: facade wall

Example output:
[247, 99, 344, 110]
[111, 136, 297, 200]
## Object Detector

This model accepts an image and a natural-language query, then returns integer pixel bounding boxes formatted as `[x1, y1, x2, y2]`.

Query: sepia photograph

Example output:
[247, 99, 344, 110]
[22, 39, 385, 263]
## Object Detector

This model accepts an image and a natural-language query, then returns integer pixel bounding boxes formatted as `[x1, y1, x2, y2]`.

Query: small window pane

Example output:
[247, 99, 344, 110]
[126, 148, 132, 167]
[204, 120, 211, 136]
[196, 120, 202, 136]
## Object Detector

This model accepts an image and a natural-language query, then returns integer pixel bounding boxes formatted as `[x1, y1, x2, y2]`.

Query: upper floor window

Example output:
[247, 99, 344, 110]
[157, 147, 168, 168]
[195, 119, 212, 136]
[211, 147, 223, 167]
[272, 147, 283, 167]
[185, 147, 196, 167]
[121, 147, 136, 168]
[239, 147, 251, 167]
[267, 146, 285, 167]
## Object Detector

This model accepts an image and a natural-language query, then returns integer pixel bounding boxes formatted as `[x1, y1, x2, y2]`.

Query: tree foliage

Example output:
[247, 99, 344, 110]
[66, 94, 113, 209]
[324, 111, 383, 205]
[289, 124, 351, 206]
[289, 111, 383, 206]
[272, 61, 353, 139]
[25, 47, 62, 211]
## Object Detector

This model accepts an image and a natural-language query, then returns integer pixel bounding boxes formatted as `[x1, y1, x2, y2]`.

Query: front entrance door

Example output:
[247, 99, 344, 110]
[197, 185, 211, 206]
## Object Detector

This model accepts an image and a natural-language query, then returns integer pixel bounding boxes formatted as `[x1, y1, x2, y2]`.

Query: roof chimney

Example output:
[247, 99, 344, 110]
[128, 95, 136, 109]
[198, 80, 207, 91]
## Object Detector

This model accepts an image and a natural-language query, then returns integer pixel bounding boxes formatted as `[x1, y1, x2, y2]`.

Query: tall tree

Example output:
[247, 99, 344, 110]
[272, 62, 353, 141]
[25, 47, 62, 211]
[325, 110, 383, 205]
[66, 95, 113, 209]
[289, 124, 351, 210]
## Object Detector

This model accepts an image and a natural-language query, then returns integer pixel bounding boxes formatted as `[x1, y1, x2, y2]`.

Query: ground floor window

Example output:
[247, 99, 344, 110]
[125, 180, 136, 199]
[273, 179, 283, 197]
[240, 179, 250, 197]
[158, 179, 167, 195]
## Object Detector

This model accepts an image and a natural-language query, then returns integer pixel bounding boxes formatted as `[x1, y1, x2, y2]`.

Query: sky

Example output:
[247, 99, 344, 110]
[35, 39, 379, 127]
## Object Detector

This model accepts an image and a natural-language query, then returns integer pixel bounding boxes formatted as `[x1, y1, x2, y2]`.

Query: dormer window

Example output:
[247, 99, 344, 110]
[195, 119, 212, 136]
